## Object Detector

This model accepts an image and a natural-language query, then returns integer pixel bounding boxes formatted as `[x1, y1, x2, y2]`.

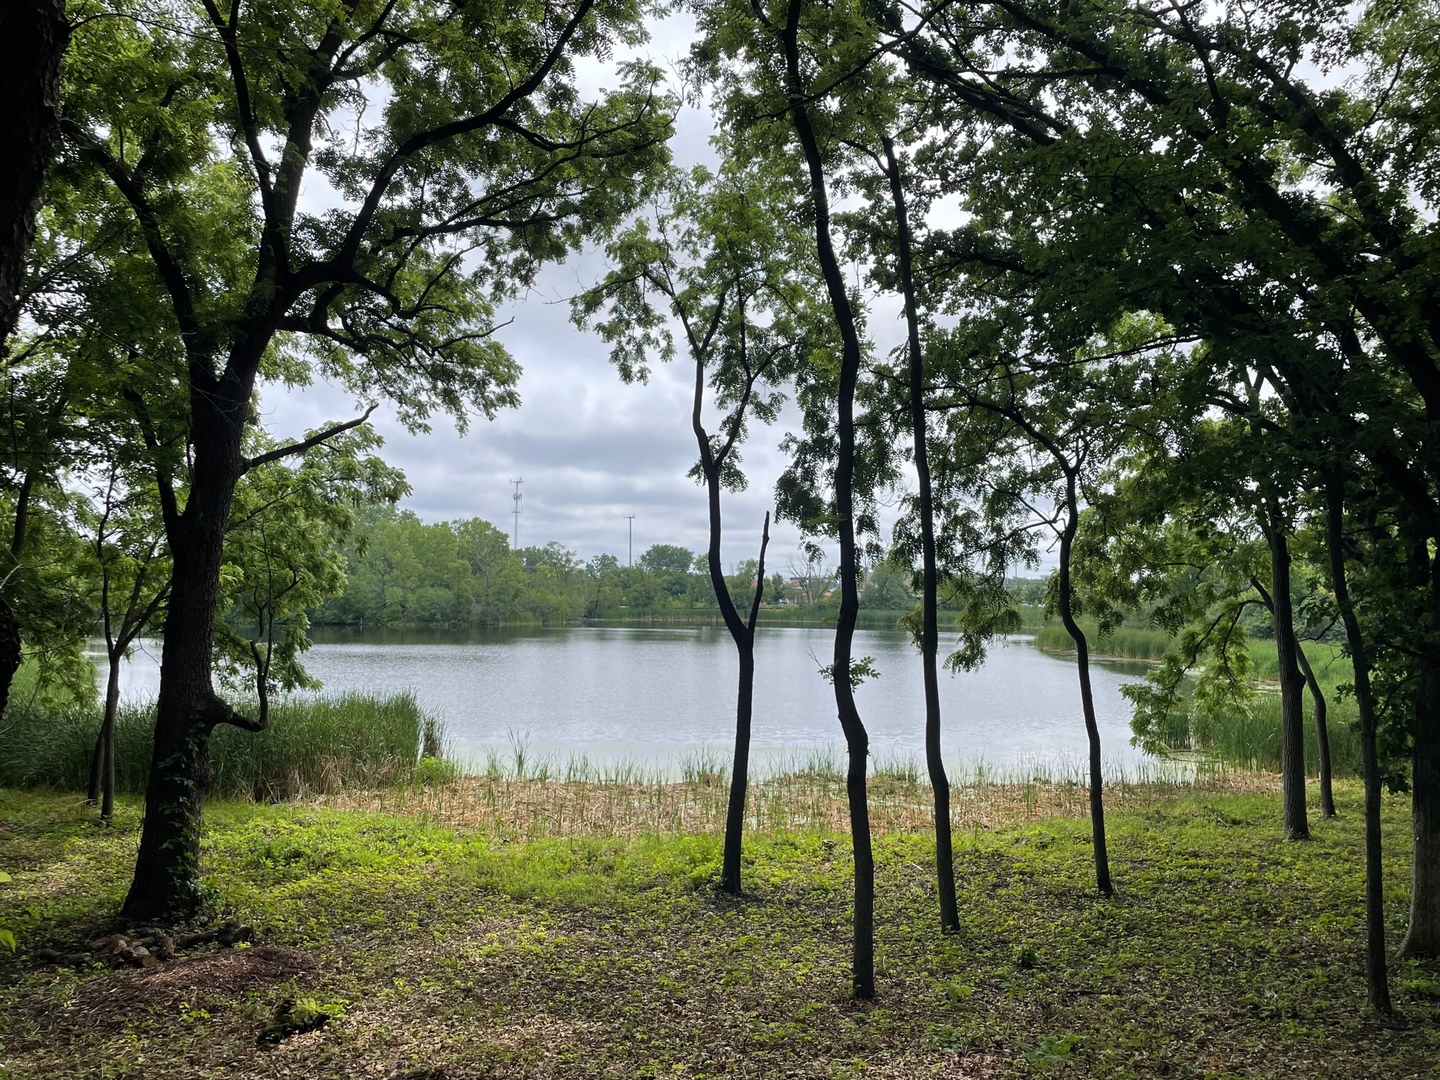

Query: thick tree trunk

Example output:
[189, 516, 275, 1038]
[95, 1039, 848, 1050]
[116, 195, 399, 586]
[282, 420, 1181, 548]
[784, 0, 874, 997]
[0, 0, 67, 349]
[1325, 475, 1392, 1012]
[1294, 641, 1336, 818]
[1399, 554, 1440, 959]
[122, 390, 252, 921]
[1264, 519, 1310, 840]
[884, 137, 957, 934]
[1057, 485, 1112, 896]
[121, 540, 223, 920]
[0, 597, 20, 721]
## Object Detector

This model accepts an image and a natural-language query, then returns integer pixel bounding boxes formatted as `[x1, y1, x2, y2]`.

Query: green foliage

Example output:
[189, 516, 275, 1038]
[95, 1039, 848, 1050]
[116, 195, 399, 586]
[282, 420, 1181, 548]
[312, 510, 860, 626]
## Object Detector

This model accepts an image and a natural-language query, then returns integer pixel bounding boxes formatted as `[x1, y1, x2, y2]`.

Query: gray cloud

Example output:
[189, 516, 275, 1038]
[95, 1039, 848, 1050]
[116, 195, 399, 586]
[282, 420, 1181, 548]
[253, 12, 954, 574]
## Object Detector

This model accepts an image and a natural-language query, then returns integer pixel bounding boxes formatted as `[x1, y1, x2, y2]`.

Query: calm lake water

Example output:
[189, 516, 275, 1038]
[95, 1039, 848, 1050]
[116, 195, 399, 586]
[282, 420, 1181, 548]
[100, 625, 1161, 777]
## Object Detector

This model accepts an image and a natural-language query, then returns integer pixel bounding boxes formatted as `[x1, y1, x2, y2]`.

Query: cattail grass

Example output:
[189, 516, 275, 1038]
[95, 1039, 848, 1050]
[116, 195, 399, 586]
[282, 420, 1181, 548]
[0, 691, 437, 799]
[1245, 639, 1353, 682]
[1031, 622, 1172, 660]
[1187, 691, 1362, 776]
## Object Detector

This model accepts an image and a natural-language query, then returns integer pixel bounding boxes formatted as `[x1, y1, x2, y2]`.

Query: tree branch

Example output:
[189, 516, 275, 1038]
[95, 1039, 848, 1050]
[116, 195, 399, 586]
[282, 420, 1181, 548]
[242, 405, 377, 472]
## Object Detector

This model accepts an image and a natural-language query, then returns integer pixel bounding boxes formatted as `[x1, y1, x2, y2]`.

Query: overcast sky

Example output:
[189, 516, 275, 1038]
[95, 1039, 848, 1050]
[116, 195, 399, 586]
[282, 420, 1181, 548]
[257, 12, 925, 573]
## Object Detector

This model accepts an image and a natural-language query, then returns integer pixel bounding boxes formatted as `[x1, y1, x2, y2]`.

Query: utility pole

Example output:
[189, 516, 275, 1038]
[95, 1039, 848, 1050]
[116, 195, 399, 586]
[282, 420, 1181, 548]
[510, 478, 523, 549]
[624, 513, 636, 566]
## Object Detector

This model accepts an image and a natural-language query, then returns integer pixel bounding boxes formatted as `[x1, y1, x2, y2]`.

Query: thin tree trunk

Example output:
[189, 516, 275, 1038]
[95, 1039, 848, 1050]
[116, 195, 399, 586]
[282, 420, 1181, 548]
[1324, 473, 1392, 1012]
[100, 657, 120, 822]
[719, 515, 769, 895]
[883, 137, 957, 933]
[1399, 551, 1440, 959]
[1294, 641, 1336, 818]
[1056, 476, 1112, 896]
[784, 0, 874, 998]
[0, 0, 68, 350]
[0, 473, 37, 720]
[87, 719, 103, 804]
[1263, 514, 1310, 840]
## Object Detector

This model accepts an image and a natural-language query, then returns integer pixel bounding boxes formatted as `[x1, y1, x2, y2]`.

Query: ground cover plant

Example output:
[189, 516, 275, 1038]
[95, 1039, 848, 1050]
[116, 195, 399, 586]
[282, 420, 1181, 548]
[2, 779, 1438, 1079]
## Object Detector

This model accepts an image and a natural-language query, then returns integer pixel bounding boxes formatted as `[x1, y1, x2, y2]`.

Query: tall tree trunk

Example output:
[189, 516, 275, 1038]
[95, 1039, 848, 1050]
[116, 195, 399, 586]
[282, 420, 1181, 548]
[1325, 474, 1392, 1011]
[1057, 476, 1112, 896]
[1399, 552, 1440, 959]
[100, 656, 120, 822]
[0, 597, 20, 722]
[884, 137, 957, 933]
[122, 391, 256, 921]
[1294, 641, 1336, 819]
[784, 0, 874, 999]
[0, 0, 67, 349]
[1, 471, 37, 722]
[1263, 513, 1310, 840]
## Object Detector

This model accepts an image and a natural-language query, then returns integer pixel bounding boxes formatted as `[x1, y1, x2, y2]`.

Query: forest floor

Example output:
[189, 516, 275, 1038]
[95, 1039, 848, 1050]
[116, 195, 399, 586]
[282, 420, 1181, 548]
[2, 778, 1438, 1079]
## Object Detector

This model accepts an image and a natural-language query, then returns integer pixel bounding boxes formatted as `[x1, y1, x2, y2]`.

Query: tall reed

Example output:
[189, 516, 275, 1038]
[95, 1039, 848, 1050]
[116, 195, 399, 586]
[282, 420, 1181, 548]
[0, 691, 435, 799]
[1031, 622, 1171, 660]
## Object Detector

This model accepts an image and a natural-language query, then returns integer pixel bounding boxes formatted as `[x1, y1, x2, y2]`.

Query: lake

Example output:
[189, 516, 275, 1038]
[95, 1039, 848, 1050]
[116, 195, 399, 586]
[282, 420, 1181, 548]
[98, 624, 1163, 777]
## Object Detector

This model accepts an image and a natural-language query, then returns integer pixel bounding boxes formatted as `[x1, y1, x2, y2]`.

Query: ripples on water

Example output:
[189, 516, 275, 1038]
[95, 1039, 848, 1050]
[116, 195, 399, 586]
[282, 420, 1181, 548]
[99, 625, 1161, 777]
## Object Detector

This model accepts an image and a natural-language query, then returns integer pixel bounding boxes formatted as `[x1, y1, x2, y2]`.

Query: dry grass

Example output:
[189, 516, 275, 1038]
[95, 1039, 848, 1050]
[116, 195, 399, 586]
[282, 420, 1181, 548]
[305, 767, 1281, 840]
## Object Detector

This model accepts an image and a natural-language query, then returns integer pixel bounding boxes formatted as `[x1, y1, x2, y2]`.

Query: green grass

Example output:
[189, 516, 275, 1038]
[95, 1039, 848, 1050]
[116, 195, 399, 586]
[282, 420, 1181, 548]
[1247, 639, 1353, 684]
[1033, 625, 1366, 776]
[1, 783, 1437, 1078]
[0, 692, 436, 800]
[1168, 641, 1360, 775]
[1190, 692, 1363, 775]
[1031, 621, 1173, 661]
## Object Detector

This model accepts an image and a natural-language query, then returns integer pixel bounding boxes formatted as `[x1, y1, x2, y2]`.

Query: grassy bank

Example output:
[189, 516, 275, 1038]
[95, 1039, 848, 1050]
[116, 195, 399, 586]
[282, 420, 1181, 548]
[584, 608, 933, 629]
[1032, 625, 1367, 777]
[2, 782, 1437, 1079]
[1031, 622, 1172, 661]
[0, 693, 434, 800]
[1162, 641, 1360, 776]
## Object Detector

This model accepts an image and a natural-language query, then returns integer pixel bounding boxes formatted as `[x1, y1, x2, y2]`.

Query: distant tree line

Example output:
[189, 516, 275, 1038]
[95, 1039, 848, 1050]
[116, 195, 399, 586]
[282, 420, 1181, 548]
[310, 507, 931, 626]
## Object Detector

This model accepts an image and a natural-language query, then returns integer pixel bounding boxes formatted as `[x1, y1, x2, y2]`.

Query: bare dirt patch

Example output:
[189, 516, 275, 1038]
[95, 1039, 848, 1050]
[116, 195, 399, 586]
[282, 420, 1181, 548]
[60, 946, 322, 1029]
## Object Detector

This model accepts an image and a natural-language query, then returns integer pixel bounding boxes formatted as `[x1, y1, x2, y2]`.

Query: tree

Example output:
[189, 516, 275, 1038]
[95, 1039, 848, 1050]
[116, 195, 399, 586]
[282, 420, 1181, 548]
[1324, 465, 1395, 1013]
[0, 0, 68, 344]
[0, 0, 70, 720]
[876, 132, 959, 931]
[576, 160, 811, 895]
[919, 0, 1440, 962]
[55, 0, 672, 920]
[638, 544, 698, 576]
[893, 0, 1422, 998]
[77, 464, 169, 824]
[691, 0, 886, 996]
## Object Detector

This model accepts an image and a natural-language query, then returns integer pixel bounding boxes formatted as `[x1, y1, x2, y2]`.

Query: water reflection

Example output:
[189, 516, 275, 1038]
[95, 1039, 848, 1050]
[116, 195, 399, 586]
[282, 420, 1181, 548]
[101, 624, 1158, 776]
